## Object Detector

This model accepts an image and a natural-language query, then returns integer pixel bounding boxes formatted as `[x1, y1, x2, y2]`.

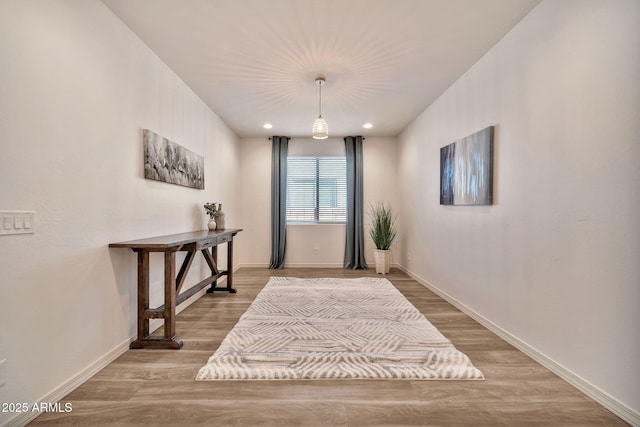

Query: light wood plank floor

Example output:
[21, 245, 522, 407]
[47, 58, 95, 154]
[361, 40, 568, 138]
[31, 268, 627, 426]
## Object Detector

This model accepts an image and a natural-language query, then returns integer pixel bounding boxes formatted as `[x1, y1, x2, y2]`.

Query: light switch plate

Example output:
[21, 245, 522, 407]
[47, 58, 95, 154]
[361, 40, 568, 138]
[0, 211, 35, 235]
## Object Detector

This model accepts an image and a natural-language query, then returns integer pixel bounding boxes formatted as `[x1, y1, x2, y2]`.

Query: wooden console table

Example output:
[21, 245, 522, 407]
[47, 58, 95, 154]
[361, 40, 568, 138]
[109, 229, 242, 349]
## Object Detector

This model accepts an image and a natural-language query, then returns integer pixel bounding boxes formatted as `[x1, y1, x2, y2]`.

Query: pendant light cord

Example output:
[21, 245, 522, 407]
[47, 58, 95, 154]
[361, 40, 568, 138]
[318, 82, 322, 117]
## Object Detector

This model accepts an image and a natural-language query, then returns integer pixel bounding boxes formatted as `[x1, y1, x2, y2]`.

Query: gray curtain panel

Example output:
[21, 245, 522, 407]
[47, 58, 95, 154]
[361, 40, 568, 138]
[344, 136, 368, 269]
[269, 136, 289, 269]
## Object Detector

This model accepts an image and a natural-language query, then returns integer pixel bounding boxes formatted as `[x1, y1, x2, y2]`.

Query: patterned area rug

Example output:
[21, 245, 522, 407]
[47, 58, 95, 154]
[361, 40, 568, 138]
[196, 277, 484, 380]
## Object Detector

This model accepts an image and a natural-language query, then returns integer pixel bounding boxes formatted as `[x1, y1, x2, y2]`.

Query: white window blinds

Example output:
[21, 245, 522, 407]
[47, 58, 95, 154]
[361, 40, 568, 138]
[286, 157, 347, 223]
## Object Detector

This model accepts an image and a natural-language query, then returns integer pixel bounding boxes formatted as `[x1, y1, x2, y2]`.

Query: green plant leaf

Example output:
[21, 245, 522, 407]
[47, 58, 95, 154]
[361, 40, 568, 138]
[368, 202, 397, 250]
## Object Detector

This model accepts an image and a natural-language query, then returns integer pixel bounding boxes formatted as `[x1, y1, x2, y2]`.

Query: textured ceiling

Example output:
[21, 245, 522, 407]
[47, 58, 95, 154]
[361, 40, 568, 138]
[101, 0, 540, 138]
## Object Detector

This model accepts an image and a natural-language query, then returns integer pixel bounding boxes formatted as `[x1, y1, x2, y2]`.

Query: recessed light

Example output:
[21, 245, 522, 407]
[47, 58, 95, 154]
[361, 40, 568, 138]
[263, 123, 273, 129]
[363, 123, 373, 129]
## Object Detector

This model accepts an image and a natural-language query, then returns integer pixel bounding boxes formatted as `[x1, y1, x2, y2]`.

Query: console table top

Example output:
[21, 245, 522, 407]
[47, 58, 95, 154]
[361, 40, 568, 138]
[109, 228, 242, 250]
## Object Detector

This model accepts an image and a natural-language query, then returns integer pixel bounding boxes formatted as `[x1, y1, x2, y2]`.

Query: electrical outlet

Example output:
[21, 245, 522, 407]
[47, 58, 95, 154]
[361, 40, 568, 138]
[0, 212, 35, 235]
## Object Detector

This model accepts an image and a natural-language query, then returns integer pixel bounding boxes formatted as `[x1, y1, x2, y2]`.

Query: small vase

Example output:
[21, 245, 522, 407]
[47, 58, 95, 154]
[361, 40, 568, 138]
[216, 204, 225, 230]
[207, 218, 216, 231]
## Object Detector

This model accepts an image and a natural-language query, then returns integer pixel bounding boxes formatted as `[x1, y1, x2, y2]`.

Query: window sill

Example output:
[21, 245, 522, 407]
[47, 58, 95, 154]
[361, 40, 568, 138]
[287, 222, 346, 226]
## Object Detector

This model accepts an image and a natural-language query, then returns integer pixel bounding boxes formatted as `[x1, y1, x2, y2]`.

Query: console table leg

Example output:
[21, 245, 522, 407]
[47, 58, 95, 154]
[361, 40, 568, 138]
[135, 251, 150, 346]
[227, 240, 236, 293]
[212, 246, 218, 287]
[164, 251, 177, 341]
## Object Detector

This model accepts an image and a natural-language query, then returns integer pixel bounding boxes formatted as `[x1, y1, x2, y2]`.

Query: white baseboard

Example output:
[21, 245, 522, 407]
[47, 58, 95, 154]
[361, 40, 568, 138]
[283, 263, 345, 268]
[4, 336, 132, 427]
[396, 265, 640, 427]
[4, 268, 241, 427]
[237, 263, 401, 270]
[238, 263, 345, 268]
[238, 263, 271, 268]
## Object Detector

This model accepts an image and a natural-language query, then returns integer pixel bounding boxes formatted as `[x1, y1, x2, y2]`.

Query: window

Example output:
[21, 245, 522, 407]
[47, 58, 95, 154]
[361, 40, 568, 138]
[286, 156, 346, 223]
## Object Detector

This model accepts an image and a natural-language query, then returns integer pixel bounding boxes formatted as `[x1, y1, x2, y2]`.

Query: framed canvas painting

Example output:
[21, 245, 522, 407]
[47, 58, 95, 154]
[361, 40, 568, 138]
[440, 126, 494, 205]
[143, 129, 205, 190]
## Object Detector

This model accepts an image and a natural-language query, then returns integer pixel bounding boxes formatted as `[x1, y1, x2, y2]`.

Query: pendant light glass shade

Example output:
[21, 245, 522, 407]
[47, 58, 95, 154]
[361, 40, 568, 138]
[312, 77, 328, 139]
[313, 115, 328, 139]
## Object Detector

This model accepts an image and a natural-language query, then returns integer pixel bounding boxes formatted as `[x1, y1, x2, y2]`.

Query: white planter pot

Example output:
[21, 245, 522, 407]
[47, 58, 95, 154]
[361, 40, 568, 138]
[373, 249, 391, 274]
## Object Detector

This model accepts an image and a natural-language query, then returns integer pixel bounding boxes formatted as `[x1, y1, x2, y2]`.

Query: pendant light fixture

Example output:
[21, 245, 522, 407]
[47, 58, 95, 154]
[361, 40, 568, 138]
[312, 77, 328, 139]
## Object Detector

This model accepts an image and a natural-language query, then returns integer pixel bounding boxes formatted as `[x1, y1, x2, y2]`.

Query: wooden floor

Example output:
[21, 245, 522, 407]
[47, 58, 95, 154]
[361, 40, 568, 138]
[31, 268, 627, 426]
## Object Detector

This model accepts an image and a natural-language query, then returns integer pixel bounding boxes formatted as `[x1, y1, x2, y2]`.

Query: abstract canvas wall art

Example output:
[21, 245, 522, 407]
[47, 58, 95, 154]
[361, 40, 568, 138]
[143, 129, 204, 189]
[440, 126, 494, 205]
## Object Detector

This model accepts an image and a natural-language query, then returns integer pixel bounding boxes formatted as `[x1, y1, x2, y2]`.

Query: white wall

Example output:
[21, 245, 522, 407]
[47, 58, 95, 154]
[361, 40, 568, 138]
[0, 1, 239, 424]
[237, 136, 398, 267]
[398, 0, 639, 420]
[3, 0, 636, 424]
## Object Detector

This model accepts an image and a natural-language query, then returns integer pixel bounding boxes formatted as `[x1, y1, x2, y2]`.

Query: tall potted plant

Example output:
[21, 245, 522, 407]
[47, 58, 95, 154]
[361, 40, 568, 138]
[368, 202, 397, 274]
